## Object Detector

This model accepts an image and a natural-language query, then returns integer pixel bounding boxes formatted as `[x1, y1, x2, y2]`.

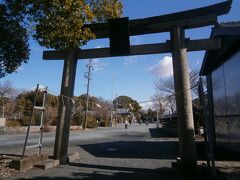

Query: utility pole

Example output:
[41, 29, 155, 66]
[110, 73, 114, 127]
[18, 105, 23, 120]
[110, 73, 118, 127]
[83, 59, 93, 130]
[115, 94, 118, 123]
[156, 106, 159, 128]
[2, 106, 5, 118]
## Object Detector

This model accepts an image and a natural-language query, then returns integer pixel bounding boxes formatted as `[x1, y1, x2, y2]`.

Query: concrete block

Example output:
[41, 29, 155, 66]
[68, 152, 80, 162]
[35, 159, 59, 169]
[35, 160, 54, 170]
[9, 154, 49, 172]
[31, 154, 49, 164]
[10, 157, 33, 172]
[53, 159, 59, 166]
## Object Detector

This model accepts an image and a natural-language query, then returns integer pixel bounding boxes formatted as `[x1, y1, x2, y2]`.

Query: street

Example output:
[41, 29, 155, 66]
[0, 123, 179, 179]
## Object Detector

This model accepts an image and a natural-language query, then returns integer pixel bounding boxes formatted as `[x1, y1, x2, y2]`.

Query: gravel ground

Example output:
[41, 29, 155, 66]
[0, 155, 18, 179]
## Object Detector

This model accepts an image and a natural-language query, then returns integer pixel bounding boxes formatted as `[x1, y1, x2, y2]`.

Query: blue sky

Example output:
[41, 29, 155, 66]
[2, 0, 240, 108]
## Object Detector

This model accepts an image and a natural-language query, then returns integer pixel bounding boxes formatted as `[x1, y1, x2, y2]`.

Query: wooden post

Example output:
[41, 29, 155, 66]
[170, 26, 197, 170]
[54, 50, 77, 164]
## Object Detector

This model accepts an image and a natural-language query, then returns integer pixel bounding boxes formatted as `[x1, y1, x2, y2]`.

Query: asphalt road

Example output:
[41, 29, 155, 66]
[0, 123, 180, 179]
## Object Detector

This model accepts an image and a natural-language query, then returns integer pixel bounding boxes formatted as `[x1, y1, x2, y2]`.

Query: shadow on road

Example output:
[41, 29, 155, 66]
[148, 128, 178, 138]
[69, 163, 177, 180]
[196, 141, 240, 161]
[18, 163, 178, 180]
[17, 163, 216, 180]
[79, 140, 178, 159]
[148, 128, 240, 161]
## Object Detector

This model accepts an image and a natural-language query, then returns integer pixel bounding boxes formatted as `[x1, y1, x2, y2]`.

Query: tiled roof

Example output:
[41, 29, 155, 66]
[200, 22, 240, 75]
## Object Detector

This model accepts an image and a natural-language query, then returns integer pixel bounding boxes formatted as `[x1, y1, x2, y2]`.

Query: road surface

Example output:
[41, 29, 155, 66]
[0, 123, 180, 179]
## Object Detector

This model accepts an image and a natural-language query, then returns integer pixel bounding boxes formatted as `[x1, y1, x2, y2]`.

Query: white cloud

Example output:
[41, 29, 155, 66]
[16, 66, 25, 72]
[140, 102, 153, 110]
[31, 84, 47, 92]
[123, 56, 139, 65]
[92, 59, 108, 71]
[147, 56, 173, 77]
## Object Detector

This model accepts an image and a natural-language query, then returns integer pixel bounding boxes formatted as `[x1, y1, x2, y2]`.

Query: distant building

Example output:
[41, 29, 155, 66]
[200, 22, 240, 154]
[116, 108, 134, 123]
[116, 108, 131, 116]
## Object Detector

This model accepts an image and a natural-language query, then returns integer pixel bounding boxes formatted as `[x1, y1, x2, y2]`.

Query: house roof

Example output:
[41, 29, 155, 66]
[200, 22, 240, 75]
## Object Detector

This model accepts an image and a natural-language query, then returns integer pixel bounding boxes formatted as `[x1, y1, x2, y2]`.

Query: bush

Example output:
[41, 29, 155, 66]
[18, 116, 36, 126]
[86, 115, 98, 129]
[5, 120, 21, 127]
[71, 113, 84, 126]
[99, 119, 110, 127]
[98, 120, 105, 127]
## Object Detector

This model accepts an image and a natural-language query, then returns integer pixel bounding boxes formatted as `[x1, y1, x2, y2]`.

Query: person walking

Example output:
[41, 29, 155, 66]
[125, 120, 129, 129]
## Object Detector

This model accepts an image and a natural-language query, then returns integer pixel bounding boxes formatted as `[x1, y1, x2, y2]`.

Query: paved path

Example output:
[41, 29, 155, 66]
[1, 123, 180, 179]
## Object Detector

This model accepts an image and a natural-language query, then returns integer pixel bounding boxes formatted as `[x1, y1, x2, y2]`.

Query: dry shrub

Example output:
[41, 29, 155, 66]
[43, 125, 54, 132]
[5, 120, 21, 127]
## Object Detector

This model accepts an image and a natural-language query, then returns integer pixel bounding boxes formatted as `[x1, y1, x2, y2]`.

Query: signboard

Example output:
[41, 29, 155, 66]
[0, 118, 6, 127]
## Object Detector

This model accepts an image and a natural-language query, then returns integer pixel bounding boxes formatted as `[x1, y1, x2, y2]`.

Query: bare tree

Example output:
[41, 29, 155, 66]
[0, 81, 16, 100]
[166, 96, 176, 114]
[151, 93, 167, 118]
[154, 78, 176, 114]
[4, 100, 16, 119]
[0, 81, 18, 118]
[45, 105, 58, 125]
[155, 69, 200, 97]
[94, 98, 112, 126]
[189, 70, 201, 98]
[155, 69, 201, 95]
[154, 69, 202, 114]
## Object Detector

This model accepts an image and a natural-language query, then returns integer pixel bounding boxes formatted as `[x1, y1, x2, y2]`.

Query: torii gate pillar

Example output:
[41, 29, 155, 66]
[54, 50, 77, 164]
[171, 26, 197, 169]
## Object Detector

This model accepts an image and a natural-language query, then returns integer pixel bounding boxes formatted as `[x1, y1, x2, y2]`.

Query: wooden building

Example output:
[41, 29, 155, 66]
[200, 22, 240, 154]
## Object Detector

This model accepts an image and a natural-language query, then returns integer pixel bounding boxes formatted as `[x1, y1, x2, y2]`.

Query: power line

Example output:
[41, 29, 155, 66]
[1, 83, 199, 120]
[33, 82, 199, 108]
[137, 84, 199, 104]
[47, 89, 97, 105]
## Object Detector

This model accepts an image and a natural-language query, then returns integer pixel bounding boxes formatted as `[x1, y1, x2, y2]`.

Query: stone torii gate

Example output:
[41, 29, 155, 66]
[43, 1, 232, 169]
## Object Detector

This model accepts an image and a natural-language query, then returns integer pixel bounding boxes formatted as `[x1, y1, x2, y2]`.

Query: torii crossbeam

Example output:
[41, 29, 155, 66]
[43, 1, 232, 171]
